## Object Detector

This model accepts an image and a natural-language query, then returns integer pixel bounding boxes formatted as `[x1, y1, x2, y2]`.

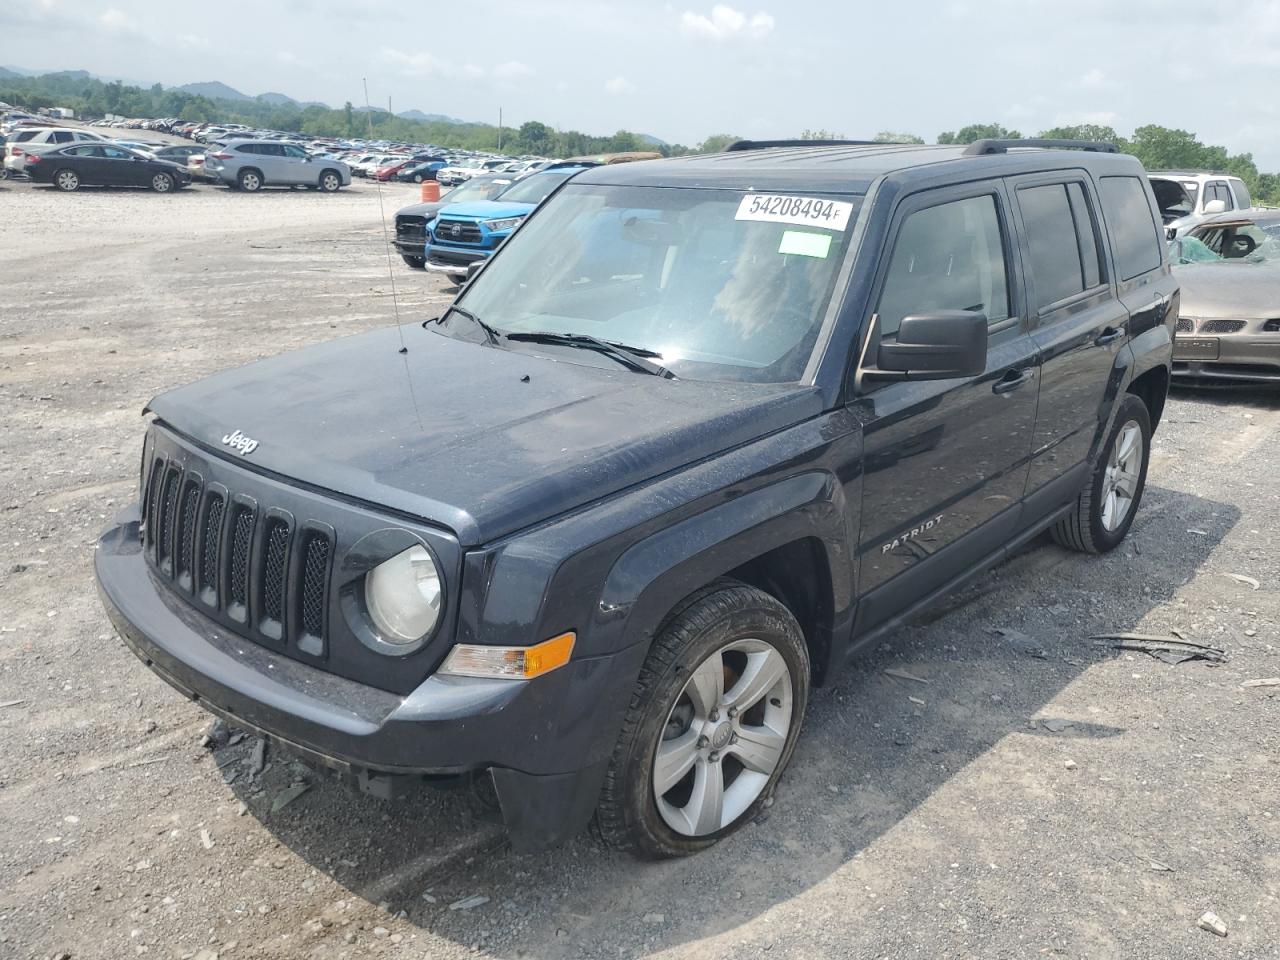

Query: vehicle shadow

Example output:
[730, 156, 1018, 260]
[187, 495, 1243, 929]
[224, 482, 1236, 957]
[1170, 381, 1280, 411]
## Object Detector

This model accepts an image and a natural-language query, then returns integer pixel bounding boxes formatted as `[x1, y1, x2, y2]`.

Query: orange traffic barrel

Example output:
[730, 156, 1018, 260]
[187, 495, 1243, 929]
[420, 181, 441, 202]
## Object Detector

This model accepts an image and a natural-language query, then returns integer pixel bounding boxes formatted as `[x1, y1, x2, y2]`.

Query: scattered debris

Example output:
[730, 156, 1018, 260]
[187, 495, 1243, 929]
[907, 695, 926, 706]
[248, 738, 267, 778]
[421, 892, 437, 904]
[1197, 911, 1228, 937]
[228, 731, 246, 746]
[0, 699, 27, 709]
[1063, 759, 1078, 771]
[1145, 857, 1174, 872]
[1040, 718, 1075, 733]
[1241, 678, 1280, 689]
[270, 781, 310, 813]
[884, 668, 929, 684]
[373, 927, 390, 938]
[1187, 528, 1209, 536]
[1091, 632, 1228, 665]
[449, 895, 490, 911]
[643, 912, 666, 924]
[991, 626, 1049, 659]
[125, 756, 170, 769]
[200, 719, 231, 750]
[1224, 573, 1260, 590]
[200, 828, 214, 850]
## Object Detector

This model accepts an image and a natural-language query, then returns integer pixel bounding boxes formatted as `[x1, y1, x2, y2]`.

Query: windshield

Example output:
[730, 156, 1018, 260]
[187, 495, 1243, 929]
[1150, 177, 1195, 221]
[447, 177, 512, 203]
[456, 183, 861, 383]
[495, 169, 578, 205]
[1172, 220, 1280, 265]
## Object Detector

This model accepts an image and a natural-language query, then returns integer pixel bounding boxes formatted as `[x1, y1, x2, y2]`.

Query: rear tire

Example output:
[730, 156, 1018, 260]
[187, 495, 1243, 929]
[318, 169, 342, 193]
[55, 169, 80, 192]
[237, 168, 263, 192]
[596, 580, 810, 859]
[1051, 394, 1151, 554]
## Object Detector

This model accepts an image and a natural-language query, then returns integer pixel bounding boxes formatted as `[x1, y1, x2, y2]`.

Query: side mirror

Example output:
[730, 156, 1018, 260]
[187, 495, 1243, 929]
[464, 260, 485, 284]
[1203, 199, 1227, 215]
[876, 311, 988, 380]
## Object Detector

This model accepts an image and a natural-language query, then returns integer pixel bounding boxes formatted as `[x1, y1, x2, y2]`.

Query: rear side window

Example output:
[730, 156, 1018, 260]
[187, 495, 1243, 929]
[236, 144, 260, 154]
[1019, 184, 1088, 309]
[1099, 176, 1164, 280]
[1231, 179, 1252, 209]
[51, 131, 73, 143]
[877, 193, 1010, 337]
[16, 130, 37, 142]
[1067, 182, 1103, 289]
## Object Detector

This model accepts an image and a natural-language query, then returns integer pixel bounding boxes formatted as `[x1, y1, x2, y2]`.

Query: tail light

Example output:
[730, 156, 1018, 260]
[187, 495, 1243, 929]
[25, 154, 41, 164]
[11, 147, 23, 157]
[209, 152, 232, 160]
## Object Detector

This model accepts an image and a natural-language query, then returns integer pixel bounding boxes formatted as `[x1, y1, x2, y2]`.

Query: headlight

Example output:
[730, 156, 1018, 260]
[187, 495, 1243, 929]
[483, 217, 525, 233]
[364, 545, 441, 644]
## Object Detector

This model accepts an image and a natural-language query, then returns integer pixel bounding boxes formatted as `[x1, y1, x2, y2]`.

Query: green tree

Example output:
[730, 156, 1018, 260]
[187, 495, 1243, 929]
[1037, 124, 1121, 145]
[799, 128, 847, 139]
[514, 120, 553, 155]
[697, 133, 741, 153]
[874, 131, 925, 144]
[937, 123, 1023, 144]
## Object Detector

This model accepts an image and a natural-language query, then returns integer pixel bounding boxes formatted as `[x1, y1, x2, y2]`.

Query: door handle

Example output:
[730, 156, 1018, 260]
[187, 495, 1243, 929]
[992, 369, 1033, 395]
[1094, 327, 1124, 346]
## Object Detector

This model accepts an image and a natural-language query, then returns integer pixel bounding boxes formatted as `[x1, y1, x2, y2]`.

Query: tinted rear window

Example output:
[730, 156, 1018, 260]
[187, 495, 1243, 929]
[1232, 179, 1253, 209]
[1019, 183, 1085, 310]
[1099, 176, 1163, 280]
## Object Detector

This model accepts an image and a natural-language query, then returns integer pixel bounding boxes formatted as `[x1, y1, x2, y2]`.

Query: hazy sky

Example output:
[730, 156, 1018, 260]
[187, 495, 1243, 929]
[4, 0, 1280, 166]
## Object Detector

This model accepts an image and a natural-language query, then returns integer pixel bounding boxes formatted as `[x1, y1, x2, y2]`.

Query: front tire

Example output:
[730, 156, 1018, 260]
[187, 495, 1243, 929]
[1051, 393, 1151, 554]
[55, 169, 80, 192]
[596, 581, 810, 859]
[401, 255, 426, 269]
[237, 168, 263, 192]
[318, 169, 342, 193]
[150, 172, 174, 193]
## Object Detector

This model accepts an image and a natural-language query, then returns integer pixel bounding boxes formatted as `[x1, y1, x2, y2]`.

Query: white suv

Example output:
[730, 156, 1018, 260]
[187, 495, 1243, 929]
[1149, 171, 1255, 238]
[3, 127, 107, 175]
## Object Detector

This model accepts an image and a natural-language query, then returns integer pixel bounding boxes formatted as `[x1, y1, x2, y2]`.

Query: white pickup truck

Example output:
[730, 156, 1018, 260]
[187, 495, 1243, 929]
[1149, 171, 1255, 238]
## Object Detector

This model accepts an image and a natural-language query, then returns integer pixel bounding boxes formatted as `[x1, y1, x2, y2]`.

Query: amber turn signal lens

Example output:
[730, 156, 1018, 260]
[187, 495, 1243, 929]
[439, 632, 576, 680]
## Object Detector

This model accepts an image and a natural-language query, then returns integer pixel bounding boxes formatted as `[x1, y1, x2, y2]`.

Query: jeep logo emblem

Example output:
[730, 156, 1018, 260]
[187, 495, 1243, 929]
[221, 429, 259, 456]
[450, 223, 462, 238]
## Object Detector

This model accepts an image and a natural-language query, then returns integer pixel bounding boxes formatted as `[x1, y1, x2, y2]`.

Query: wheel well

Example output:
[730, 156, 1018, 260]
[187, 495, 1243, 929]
[239, 166, 263, 181]
[1127, 365, 1170, 430]
[724, 538, 835, 685]
[320, 168, 341, 185]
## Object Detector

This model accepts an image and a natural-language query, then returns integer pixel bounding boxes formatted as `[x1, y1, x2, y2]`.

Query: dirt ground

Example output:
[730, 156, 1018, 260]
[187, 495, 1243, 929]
[0, 174, 1277, 960]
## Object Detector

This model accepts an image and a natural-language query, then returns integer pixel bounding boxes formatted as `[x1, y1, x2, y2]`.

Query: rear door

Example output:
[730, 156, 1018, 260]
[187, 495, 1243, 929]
[853, 181, 1040, 628]
[62, 144, 108, 182]
[1009, 173, 1129, 514]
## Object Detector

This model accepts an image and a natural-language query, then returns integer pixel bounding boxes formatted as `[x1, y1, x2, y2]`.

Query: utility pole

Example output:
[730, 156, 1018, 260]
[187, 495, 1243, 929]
[498, 107, 503, 151]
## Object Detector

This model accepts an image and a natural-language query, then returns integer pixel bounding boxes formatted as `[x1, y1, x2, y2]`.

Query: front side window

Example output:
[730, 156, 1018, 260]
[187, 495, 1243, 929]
[284, 145, 309, 159]
[101, 146, 134, 159]
[876, 193, 1009, 338]
[456, 184, 861, 383]
[1099, 176, 1163, 280]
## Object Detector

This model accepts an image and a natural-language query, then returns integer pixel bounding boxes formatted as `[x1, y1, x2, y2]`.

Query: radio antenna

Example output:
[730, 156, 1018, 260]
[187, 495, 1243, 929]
[363, 77, 408, 355]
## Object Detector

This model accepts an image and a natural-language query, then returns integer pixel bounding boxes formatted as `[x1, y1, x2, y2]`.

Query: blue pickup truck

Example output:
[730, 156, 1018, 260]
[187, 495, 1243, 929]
[424, 166, 588, 279]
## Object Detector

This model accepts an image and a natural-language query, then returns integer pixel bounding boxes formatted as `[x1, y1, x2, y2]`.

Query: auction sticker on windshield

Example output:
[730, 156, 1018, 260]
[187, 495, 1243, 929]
[736, 194, 854, 231]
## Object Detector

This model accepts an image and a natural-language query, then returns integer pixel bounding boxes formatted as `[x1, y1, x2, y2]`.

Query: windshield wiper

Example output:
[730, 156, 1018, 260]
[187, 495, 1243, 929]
[432, 305, 502, 345]
[504, 332, 675, 378]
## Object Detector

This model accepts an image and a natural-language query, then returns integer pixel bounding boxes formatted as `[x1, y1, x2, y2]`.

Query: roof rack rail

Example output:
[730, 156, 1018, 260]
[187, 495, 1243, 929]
[724, 139, 890, 152]
[963, 138, 1119, 156]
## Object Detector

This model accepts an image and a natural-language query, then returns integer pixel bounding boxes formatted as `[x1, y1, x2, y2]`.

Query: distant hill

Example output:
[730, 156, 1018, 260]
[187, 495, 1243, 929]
[637, 133, 669, 148]
[397, 109, 467, 125]
[0, 66, 25, 80]
[257, 91, 296, 106]
[177, 81, 250, 101]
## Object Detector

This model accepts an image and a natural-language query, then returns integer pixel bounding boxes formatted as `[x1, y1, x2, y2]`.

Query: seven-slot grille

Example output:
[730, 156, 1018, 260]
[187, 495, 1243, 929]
[433, 218, 483, 245]
[140, 452, 333, 656]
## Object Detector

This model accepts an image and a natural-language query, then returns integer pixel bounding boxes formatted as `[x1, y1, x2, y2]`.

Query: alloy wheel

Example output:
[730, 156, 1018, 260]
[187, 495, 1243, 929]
[1102, 420, 1143, 531]
[152, 173, 172, 192]
[653, 638, 793, 837]
[56, 170, 79, 191]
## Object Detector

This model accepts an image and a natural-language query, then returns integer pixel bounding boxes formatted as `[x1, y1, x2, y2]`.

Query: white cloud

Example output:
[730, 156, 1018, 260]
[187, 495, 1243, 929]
[680, 5, 774, 40]
[177, 32, 210, 50]
[1078, 67, 1108, 89]
[381, 46, 448, 77]
[276, 49, 302, 65]
[493, 60, 534, 79]
[97, 7, 134, 32]
[605, 75, 637, 95]
[463, 63, 485, 78]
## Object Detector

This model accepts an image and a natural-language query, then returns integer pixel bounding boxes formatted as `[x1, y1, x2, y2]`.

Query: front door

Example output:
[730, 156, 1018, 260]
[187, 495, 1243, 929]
[281, 144, 312, 184]
[98, 146, 141, 185]
[1009, 174, 1130, 508]
[852, 182, 1039, 632]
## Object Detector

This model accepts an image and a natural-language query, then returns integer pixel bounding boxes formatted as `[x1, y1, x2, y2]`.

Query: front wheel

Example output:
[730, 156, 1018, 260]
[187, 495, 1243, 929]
[150, 172, 174, 193]
[55, 169, 80, 192]
[1052, 393, 1152, 553]
[596, 581, 810, 858]
[401, 255, 425, 269]
[318, 169, 342, 193]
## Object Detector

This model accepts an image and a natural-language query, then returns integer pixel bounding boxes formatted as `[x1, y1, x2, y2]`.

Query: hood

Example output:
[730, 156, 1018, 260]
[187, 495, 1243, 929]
[146, 325, 822, 547]
[396, 200, 448, 220]
[435, 200, 535, 221]
[1174, 259, 1280, 318]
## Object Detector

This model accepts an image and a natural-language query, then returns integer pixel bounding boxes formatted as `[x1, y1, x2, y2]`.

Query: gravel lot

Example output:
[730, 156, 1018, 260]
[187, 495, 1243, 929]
[1, 175, 1277, 960]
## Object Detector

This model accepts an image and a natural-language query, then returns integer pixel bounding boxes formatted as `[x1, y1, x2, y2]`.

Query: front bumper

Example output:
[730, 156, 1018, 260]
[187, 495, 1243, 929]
[1173, 332, 1280, 383]
[95, 507, 624, 849]
[425, 244, 489, 276]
